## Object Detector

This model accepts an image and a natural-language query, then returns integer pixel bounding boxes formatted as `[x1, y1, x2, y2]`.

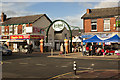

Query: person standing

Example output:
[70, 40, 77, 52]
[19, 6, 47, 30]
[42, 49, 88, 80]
[83, 45, 86, 56]
[27, 43, 33, 54]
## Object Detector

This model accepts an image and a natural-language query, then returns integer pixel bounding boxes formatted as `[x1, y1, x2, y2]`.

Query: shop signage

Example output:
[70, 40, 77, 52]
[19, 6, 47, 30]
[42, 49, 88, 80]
[10, 35, 30, 39]
[26, 27, 33, 33]
[33, 26, 40, 33]
[30, 35, 44, 39]
[52, 21, 65, 31]
[2, 36, 9, 39]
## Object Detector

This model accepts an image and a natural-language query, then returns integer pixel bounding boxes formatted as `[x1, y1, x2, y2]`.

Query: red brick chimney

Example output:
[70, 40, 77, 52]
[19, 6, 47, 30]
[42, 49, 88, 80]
[87, 9, 91, 14]
[1, 12, 7, 22]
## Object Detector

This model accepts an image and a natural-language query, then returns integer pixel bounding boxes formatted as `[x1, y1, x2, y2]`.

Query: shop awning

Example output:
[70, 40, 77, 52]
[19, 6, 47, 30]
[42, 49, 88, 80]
[83, 35, 103, 42]
[103, 34, 120, 42]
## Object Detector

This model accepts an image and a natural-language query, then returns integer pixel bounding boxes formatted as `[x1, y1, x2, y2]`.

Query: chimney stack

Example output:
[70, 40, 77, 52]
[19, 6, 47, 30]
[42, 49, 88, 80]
[1, 12, 7, 22]
[87, 9, 91, 14]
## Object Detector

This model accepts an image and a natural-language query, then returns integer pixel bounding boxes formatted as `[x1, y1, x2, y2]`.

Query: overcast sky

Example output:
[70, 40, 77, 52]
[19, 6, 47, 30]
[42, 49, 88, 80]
[0, 0, 119, 29]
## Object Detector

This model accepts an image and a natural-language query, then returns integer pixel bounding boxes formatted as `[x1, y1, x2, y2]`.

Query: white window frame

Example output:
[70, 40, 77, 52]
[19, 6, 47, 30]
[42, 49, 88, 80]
[9, 25, 13, 35]
[14, 25, 18, 34]
[104, 19, 110, 31]
[1, 26, 5, 35]
[22, 24, 26, 34]
[91, 19, 97, 31]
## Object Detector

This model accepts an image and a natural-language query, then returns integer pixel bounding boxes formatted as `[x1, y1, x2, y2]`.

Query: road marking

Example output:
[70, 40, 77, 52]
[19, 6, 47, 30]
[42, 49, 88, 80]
[47, 70, 89, 80]
[35, 64, 46, 66]
[3, 61, 11, 64]
[19, 63, 28, 65]
[78, 67, 92, 70]
[61, 66, 68, 68]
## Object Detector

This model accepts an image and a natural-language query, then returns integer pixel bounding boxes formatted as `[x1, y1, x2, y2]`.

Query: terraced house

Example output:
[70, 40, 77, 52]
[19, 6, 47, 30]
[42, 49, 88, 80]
[0, 12, 52, 52]
[81, 7, 120, 38]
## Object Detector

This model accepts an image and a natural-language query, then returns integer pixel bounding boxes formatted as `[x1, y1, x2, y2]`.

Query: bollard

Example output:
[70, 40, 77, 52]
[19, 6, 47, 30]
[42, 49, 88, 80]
[73, 61, 77, 75]
[51, 49, 53, 56]
[91, 64, 95, 71]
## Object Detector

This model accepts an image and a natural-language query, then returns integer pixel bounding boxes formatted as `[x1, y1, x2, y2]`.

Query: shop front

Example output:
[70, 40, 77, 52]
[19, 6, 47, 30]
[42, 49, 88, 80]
[10, 35, 44, 52]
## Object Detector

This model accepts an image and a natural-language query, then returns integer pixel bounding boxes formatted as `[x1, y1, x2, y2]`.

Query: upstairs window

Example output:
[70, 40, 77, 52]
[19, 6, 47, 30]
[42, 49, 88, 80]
[1, 26, 5, 35]
[22, 24, 26, 34]
[14, 25, 18, 34]
[9, 25, 13, 35]
[116, 16, 120, 27]
[91, 19, 97, 31]
[104, 19, 110, 31]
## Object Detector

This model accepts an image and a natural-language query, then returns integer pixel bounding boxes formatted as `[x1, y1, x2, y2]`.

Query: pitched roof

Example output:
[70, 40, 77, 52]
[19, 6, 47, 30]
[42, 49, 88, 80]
[81, 7, 120, 19]
[1, 14, 51, 25]
[71, 29, 84, 36]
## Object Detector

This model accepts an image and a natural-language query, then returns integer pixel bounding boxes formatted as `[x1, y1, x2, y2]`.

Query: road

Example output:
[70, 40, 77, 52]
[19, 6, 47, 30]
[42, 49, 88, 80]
[2, 52, 119, 79]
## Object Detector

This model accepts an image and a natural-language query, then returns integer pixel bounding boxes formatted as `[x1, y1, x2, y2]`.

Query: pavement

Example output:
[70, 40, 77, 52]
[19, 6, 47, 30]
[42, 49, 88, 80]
[47, 52, 120, 60]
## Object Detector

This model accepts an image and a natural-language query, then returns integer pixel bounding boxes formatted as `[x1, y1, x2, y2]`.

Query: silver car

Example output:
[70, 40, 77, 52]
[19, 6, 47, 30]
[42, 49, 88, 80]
[0, 46, 12, 56]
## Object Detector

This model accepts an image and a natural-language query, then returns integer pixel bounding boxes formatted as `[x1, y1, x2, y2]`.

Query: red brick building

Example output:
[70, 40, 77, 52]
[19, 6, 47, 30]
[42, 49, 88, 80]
[81, 7, 120, 37]
[0, 12, 52, 52]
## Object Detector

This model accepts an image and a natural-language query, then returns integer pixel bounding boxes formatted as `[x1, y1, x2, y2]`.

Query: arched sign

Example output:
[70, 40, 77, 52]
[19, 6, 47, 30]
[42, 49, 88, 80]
[46, 20, 72, 53]
[52, 21, 65, 31]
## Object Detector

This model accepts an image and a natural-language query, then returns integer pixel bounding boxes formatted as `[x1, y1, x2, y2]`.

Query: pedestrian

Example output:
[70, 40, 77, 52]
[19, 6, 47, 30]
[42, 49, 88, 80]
[83, 45, 86, 56]
[60, 43, 64, 55]
[92, 43, 96, 56]
[27, 43, 33, 54]
[4, 43, 8, 48]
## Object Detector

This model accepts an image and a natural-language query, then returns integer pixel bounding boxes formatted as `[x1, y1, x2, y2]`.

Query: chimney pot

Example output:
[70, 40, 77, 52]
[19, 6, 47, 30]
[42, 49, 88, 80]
[1, 12, 7, 22]
[87, 9, 91, 14]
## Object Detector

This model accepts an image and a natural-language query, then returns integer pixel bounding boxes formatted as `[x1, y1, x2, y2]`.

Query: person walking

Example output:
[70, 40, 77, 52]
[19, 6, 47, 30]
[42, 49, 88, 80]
[27, 43, 33, 54]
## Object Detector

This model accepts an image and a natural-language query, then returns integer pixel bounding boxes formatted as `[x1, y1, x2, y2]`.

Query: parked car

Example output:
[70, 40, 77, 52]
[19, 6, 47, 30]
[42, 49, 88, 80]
[0, 46, 12, 56]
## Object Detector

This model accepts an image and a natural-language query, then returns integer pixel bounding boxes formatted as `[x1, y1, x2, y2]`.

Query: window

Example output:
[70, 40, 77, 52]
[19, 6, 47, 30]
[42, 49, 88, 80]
[14, 25, 18, 34]
[91, 19, 97, 31]
[22, 24, 26, 34]
[116, 16, 120, 27]
[9, 25, 13, 35]
[1, 26, 5, 35]
[104, 19, 110, 31]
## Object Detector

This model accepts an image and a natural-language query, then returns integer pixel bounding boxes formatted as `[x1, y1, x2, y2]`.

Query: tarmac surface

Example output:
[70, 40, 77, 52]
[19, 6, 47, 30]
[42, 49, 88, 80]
[1, 51, 120, 80]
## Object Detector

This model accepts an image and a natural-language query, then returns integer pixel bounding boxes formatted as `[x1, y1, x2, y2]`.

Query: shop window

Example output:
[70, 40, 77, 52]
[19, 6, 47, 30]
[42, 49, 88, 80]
[91, 19, 97, 31]
[104, 19, 110, 31]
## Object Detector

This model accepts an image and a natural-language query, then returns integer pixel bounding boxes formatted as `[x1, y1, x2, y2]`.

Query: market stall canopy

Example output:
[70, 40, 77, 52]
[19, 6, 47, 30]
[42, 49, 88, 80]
[72, 36, 82, 42]
[83, 35, 103, 42]
[103, 34, 120, 42]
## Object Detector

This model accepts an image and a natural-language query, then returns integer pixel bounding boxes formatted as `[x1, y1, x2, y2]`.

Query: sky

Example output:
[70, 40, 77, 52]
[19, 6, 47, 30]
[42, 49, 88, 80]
[0, 0, 119, 29]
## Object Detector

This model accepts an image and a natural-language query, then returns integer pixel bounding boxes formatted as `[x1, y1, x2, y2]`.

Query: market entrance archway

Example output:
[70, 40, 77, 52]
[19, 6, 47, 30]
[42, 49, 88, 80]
[46, 20, 72, 53]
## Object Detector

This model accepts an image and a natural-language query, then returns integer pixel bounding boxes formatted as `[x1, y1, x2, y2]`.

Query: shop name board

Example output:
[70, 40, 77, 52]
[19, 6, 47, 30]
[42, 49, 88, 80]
[30, 35, 44, 39]
[10, 35, 44, 40]
[2, 36, 9, 39]
[52, 21, 65, 31]
[10, 35, 30, 39]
